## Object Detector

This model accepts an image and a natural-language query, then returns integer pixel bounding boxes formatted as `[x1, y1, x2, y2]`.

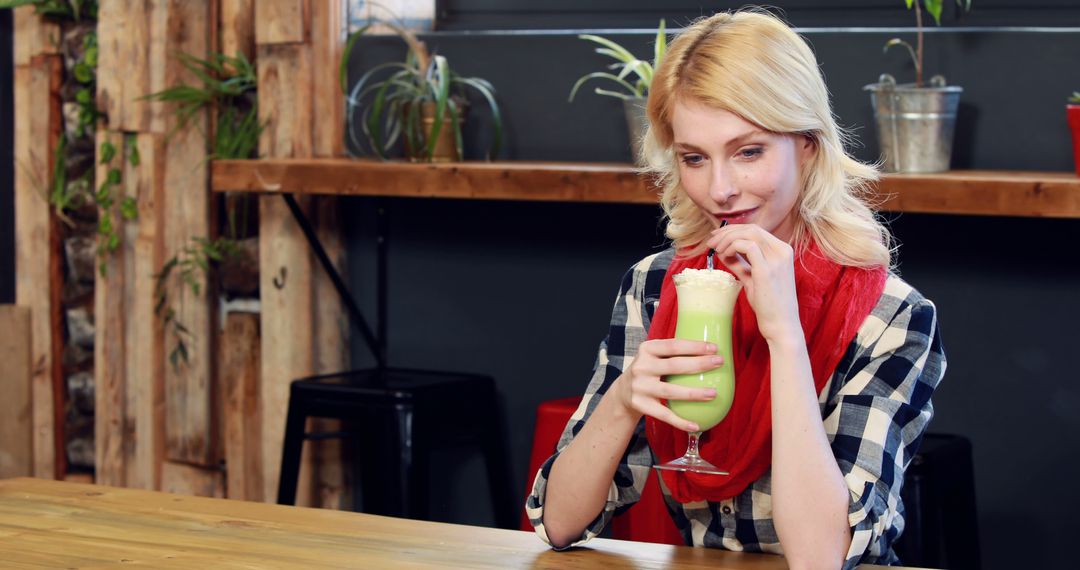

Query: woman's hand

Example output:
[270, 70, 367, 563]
[706, 224, 802, 344]
[614, 339, 723, 432]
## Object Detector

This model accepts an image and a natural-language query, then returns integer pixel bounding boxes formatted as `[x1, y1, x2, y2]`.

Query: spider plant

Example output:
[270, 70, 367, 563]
[569, 19, 666, 102]
[343, 21, 502, 161]
[884, 0, 972, 87]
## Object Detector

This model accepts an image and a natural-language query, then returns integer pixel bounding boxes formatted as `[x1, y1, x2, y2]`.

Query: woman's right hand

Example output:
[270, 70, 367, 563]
[614, 339, 724, 432]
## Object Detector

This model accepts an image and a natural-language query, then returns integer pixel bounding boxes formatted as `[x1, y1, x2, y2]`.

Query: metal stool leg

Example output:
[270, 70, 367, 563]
[277, 389, 308, 505]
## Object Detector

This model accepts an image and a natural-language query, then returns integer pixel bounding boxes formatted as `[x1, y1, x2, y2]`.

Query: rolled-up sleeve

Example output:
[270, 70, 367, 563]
[524, 259, 661, 548]
[823, 298, 945, 569]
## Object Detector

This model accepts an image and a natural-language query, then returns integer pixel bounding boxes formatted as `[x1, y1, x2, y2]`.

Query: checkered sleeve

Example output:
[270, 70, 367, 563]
[825, 283, 946, 569]
[525, 252, 668, 548]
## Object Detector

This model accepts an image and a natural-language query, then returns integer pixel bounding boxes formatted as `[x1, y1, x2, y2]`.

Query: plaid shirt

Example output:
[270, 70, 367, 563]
[525, 247, 945, 569]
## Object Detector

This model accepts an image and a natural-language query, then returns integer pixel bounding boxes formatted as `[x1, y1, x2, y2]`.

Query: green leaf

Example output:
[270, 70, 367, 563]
[654, 19, 666, 71]
[569, 72, 639, 102]
[425, 55, 451, 160]
[120, 197, 138, 220]
[75, 88, 91, 105]
[127, 135, 141, 166]
[85, 45, 98, 67]
[107, 232, 120, 252]
[578, 34, 638, 66]
[454, 76, 502, 160]
[100, 141, 116, 164]
[72, 62, 93, 84]
[923, 0, 944, 25]
[107, 167, 121, 185]
[341, 23, 374, 94]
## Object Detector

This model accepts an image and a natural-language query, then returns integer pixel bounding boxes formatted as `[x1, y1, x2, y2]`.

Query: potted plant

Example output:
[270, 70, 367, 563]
[864, 0, 971, 173]
[343, 21, 502, 162]
[568, 20, 666, 162]
[1068, 92, 1080, 176]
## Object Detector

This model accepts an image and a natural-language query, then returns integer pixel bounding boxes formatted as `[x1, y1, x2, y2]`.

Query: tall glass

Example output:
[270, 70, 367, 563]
[655, 268, 741, 475]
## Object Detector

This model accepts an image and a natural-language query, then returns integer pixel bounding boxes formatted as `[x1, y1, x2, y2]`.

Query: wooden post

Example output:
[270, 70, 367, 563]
[155, 1, 218, 469]
[220, 0, 256, 62]
[0, 306, 33, 479]
[124, 134, 167, 490]
[93, 129, 127, 487]
[221, 312, 263, 501]
[14, 43, 63, 479]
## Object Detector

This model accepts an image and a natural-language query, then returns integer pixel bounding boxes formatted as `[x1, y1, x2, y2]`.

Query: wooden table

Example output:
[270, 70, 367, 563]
[0, 478, 925, 569]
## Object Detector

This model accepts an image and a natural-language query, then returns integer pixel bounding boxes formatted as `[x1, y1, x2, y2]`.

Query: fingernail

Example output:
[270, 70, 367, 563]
[703, 389, 717, 398]
[710, 356, 725, 365]
[705, 343, 717, 352]
[687, 422, 700, 432]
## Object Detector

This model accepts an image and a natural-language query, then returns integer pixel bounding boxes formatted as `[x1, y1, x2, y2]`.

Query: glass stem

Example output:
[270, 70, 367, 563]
[685, 431, 703, 462]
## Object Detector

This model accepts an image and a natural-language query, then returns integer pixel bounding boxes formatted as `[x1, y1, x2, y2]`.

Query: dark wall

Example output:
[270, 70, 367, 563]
[342, 12, 1080, 570]
[1, 10, 13, 304]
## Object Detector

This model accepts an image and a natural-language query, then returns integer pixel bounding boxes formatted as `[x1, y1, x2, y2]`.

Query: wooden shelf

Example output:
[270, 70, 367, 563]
[211, 159, 1080, 218]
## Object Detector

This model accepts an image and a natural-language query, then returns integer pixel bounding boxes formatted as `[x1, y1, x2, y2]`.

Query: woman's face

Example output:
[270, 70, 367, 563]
[671, 99, 814, 243]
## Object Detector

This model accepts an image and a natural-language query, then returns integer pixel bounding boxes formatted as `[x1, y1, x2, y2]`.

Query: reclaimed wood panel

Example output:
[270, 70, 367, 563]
[874, 170, 1080, 217]
[97, 0, 152, 131]
[13, 6, 60, 66]
[220, 312, 263, 501]
[220, 0, 256, 62]
[124, 134, 167, 490]
[0, 306, 33, 479]
[14, 56, 62, 479]
[254, 0, 309, 45]
[0, 477, 848, 570]
[161, 461, 226, 498]
[158, 1, 217, 467]
[93, 130, 127, 487]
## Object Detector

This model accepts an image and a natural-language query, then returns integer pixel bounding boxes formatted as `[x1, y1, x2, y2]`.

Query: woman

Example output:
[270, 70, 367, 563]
[526, 9, 945, 570]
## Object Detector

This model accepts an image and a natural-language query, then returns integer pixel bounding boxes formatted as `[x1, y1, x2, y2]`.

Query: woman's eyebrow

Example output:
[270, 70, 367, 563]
[673, 130, 768, 153]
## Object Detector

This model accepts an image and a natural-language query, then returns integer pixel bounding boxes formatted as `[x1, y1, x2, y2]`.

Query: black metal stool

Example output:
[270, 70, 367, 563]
[895, 433, 981, 570]
[277, 366, 517, 529]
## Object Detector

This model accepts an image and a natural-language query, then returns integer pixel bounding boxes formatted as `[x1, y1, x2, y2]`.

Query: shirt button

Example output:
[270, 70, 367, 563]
[722, 506, 732, 515]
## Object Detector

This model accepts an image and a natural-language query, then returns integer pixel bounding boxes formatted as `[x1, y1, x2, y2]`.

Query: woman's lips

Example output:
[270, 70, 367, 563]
[714, 207, 758, 225]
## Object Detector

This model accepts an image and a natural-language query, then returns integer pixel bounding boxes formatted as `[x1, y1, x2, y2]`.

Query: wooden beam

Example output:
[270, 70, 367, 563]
[0, 306, 33, 479]
[211, 159, 1080, 218]
[13, 6, 60, 66]
[220, 0, 256, 63]
[256, 44, 314, 159]
[221, 312, 263, 501]
[254, 0, 309, 45]
[158, 0, 217, 467]
[212, 159, 660, 204]
[97, 0, 152, 131]
[93, 130, 127, 487]
[14, 55, 63, 480]
[254, 29, 317, 504]
[310, 0, 344, 159]
[124, 134, 167, 490]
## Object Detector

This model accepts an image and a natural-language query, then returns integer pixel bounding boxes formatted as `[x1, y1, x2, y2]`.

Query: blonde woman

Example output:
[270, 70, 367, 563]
[526, 9, 945, 570]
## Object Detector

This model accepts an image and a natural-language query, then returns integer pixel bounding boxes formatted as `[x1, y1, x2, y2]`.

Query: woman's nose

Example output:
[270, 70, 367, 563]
[709, 165, 738, 204]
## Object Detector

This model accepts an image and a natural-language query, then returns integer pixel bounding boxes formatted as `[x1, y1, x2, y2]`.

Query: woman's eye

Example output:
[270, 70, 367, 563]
[680, 154, 705, 166]
[738, 147, 764, 159]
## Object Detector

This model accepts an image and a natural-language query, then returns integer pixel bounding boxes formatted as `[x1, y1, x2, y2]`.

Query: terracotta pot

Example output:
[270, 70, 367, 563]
[1067, 104, 1080, 176]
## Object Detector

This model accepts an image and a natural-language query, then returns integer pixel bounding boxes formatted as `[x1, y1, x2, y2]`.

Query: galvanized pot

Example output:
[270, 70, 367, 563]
[865, 74, 962, 173]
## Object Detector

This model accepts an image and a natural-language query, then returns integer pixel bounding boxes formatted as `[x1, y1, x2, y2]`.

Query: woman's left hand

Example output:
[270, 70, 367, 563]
[706, 224, 802, 344]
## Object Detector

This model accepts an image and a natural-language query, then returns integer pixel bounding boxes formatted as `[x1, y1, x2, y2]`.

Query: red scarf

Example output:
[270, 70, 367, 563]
[645, 241, 886, 503]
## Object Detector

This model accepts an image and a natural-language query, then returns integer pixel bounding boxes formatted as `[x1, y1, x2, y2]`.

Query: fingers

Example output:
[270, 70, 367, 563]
[637, 398, 702, 432]
[634, 354, 725, 377]
[640, 338, 717, 358]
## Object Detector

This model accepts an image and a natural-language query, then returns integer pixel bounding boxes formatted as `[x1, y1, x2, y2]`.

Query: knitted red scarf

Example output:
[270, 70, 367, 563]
[645, 241, 886, 503]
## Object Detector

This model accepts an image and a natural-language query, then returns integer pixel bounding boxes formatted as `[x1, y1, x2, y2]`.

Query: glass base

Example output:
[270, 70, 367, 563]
[654, 456, 729, 476]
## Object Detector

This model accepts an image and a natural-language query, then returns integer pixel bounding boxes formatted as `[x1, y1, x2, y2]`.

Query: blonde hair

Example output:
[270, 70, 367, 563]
[642, 9, 892, 268]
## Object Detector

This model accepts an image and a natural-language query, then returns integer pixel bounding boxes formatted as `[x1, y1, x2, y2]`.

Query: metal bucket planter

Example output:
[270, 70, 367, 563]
[865, 74, 962, 173]
[623, 97, 649, 165]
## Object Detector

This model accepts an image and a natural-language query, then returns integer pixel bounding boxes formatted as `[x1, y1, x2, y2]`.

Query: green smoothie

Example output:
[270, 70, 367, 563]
[665, 268, 741, 431]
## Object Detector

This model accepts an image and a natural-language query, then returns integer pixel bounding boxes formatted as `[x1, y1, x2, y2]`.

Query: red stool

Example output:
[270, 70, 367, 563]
[521, 396, 684, 546]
